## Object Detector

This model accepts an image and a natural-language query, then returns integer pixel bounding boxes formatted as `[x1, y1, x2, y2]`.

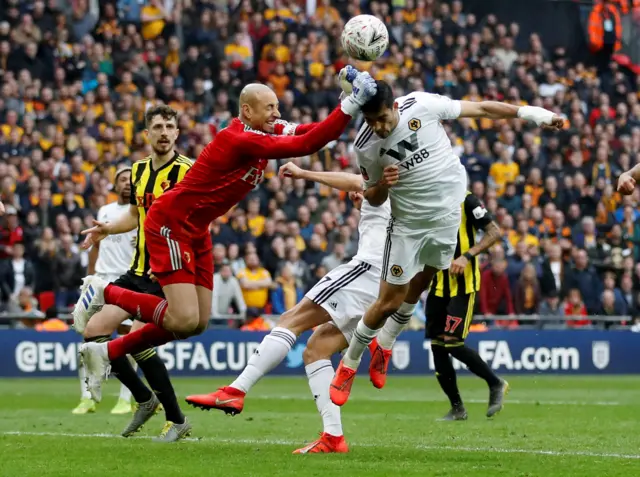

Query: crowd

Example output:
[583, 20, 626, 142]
[0, 0, 639, 330]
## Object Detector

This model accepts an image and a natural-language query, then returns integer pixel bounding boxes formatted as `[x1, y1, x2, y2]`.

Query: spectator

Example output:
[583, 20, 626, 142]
[0, 206, 24, 260]
[539, 290, 565, 320]
[240, 307, 271, 332]
[52, 233, 84, 310]
[321, 241, 348, 272]
[480, 257, 515, 319]
[237, 252, 273, 313]
[270, 264, 304, 315]
[0, 243, 35, 305]
[212, 261, 247, 319]
[619, 273, 638, 316]
[566, 249, 603, 313]
[514, 263, 541, 315]
[564, 288, 590, 327]
[540, 243, 570, 298]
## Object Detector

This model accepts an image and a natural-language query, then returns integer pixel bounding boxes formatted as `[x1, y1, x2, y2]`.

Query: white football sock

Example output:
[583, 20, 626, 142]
[118, 357, 137, 401]
[343, 320, 379, 369]
[306, 360, 343, 437]
[78, 361, 92, 400]
[230, 327, 296, 393]
[377, 301, 416, 350]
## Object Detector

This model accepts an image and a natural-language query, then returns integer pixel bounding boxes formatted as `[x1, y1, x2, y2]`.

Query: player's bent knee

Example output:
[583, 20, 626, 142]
[163, 309, 199, 335]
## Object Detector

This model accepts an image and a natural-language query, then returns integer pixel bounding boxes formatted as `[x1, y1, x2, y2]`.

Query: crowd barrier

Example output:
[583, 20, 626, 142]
[1, 329, 638, 377]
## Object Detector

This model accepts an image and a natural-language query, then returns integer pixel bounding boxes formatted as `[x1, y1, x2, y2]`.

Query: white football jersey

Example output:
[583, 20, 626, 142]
[356, 92, 468, 223]
[352, 199, 391, 269]
[94, 202, 136, 277]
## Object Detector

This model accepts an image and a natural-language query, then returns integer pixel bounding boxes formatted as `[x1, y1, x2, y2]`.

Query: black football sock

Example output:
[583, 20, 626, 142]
[449, 344, 502, 387]
[133, 348, 185, 424]
[86, 336, 153, 403]
[432, 343, 463, 408]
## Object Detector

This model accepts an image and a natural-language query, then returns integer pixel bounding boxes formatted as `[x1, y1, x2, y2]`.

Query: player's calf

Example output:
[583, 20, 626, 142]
[431, 342, 465, 416]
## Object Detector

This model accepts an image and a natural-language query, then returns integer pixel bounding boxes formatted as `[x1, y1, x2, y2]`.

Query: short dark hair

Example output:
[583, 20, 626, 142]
[361, 80, 395, 116]
[145, 104, 178, 128]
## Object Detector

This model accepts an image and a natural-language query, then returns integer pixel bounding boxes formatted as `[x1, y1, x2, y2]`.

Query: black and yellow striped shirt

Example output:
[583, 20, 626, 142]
[431, 193, 493, 298]
[129, 152, 193, 276]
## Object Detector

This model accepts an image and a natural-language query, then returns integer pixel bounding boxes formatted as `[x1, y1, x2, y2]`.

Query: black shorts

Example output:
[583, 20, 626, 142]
[112, 271, 164, 298]
[426, 292, 476, 341]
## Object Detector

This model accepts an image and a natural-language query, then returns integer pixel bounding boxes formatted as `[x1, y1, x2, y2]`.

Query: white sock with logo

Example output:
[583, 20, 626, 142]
[377, 302, 416, 350]
[306, 359, 343, 437]
[230, 327, 296, 393]
[343, 320, 379, 369]
[79, 362, 92, 400]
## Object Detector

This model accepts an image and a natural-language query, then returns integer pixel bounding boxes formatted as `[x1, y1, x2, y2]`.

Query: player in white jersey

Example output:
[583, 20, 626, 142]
[186, 161, 417, 454]
[331, 78, 565, 406]
[72, 168, 137, 415]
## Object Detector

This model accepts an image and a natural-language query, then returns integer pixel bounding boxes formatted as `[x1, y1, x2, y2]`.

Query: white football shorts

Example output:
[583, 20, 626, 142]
[381, 207, 461, 286]
[305, 259, 380, 342]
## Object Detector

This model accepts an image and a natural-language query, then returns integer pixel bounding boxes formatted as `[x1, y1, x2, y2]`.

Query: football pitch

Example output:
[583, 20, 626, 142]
[1, 376, 639, 476]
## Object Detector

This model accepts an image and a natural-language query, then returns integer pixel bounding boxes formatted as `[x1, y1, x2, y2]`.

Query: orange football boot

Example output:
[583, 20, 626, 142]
[293, 433, 349, 454]
[329, 360, 356, 406]
[368, 337, 392, 389]
[185, 386, 245, 415]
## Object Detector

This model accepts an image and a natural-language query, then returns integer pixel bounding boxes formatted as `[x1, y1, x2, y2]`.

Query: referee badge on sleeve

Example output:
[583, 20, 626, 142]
[390, 265, 403, 277]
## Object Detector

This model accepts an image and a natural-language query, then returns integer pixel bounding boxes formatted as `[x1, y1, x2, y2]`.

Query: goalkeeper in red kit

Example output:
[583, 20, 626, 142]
[75, 69, 377, 400]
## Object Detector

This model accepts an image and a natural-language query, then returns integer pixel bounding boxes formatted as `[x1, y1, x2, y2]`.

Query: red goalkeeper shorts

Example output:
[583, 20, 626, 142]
[144, 220, 214, 291]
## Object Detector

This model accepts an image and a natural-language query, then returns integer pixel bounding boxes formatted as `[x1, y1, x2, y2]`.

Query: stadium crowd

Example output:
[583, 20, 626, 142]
[0, 0, 639, 330]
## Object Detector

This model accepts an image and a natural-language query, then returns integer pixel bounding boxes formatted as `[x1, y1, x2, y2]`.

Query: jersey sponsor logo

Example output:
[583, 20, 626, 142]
[408, 118, 421, 131]
[380, 132, 420, 161]
[390, 264, 403, 277]
[136, 193, 157, 208]
[360, 166, 369, 180]
[472, 206, 487, 219]
[241, 166, 265, 187]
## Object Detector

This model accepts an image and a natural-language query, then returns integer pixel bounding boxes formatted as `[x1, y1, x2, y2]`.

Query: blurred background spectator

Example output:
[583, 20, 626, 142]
[0, 0, 639, 332]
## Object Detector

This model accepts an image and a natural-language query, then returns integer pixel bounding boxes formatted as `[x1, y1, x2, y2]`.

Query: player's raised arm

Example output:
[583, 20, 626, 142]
[458, 100, 564, 128]
[236, 74, 376, 160]
[278, 162, 363, 192]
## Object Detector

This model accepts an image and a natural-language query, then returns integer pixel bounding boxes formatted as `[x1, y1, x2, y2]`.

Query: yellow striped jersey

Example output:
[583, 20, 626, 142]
[431, 192, 494, 298]
[129, 152, 193, 276]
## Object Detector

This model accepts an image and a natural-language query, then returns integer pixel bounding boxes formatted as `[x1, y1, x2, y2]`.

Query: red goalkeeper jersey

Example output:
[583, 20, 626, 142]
[147, 106, 351, 238]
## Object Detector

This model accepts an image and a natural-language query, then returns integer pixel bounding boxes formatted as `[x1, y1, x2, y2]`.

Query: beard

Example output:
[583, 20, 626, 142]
[151, 141, 174, 155]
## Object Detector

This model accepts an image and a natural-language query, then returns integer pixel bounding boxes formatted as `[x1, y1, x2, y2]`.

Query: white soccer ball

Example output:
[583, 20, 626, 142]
[341, 15, 389, 62]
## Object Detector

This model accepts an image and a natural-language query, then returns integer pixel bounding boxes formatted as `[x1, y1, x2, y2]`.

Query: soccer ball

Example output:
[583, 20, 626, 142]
[341, 15, 389, 62]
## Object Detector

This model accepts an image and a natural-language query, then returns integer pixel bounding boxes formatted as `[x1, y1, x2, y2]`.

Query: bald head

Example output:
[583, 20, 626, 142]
[239, 83, 281, 133]
[240, 83, 274, 107]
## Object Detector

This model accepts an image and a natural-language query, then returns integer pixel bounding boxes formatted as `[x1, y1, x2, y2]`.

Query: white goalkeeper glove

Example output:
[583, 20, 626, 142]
[341, 71, 377, 116]
[338, 65, 358, 98]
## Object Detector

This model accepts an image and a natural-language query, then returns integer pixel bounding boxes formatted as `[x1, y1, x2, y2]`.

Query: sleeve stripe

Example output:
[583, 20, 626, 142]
[355, 126, 374, 149]
[399, 98, 417, 113]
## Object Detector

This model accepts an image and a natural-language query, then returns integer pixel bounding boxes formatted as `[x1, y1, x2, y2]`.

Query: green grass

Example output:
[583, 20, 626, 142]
[1, 376, 639, 476]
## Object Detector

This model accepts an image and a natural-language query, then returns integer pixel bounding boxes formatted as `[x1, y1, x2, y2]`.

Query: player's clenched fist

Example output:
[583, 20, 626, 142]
[279, 162, 304, 179]
[379, 165, 399, 187]
[618, 172, 636, 195]
[348, 191, 364, 210]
